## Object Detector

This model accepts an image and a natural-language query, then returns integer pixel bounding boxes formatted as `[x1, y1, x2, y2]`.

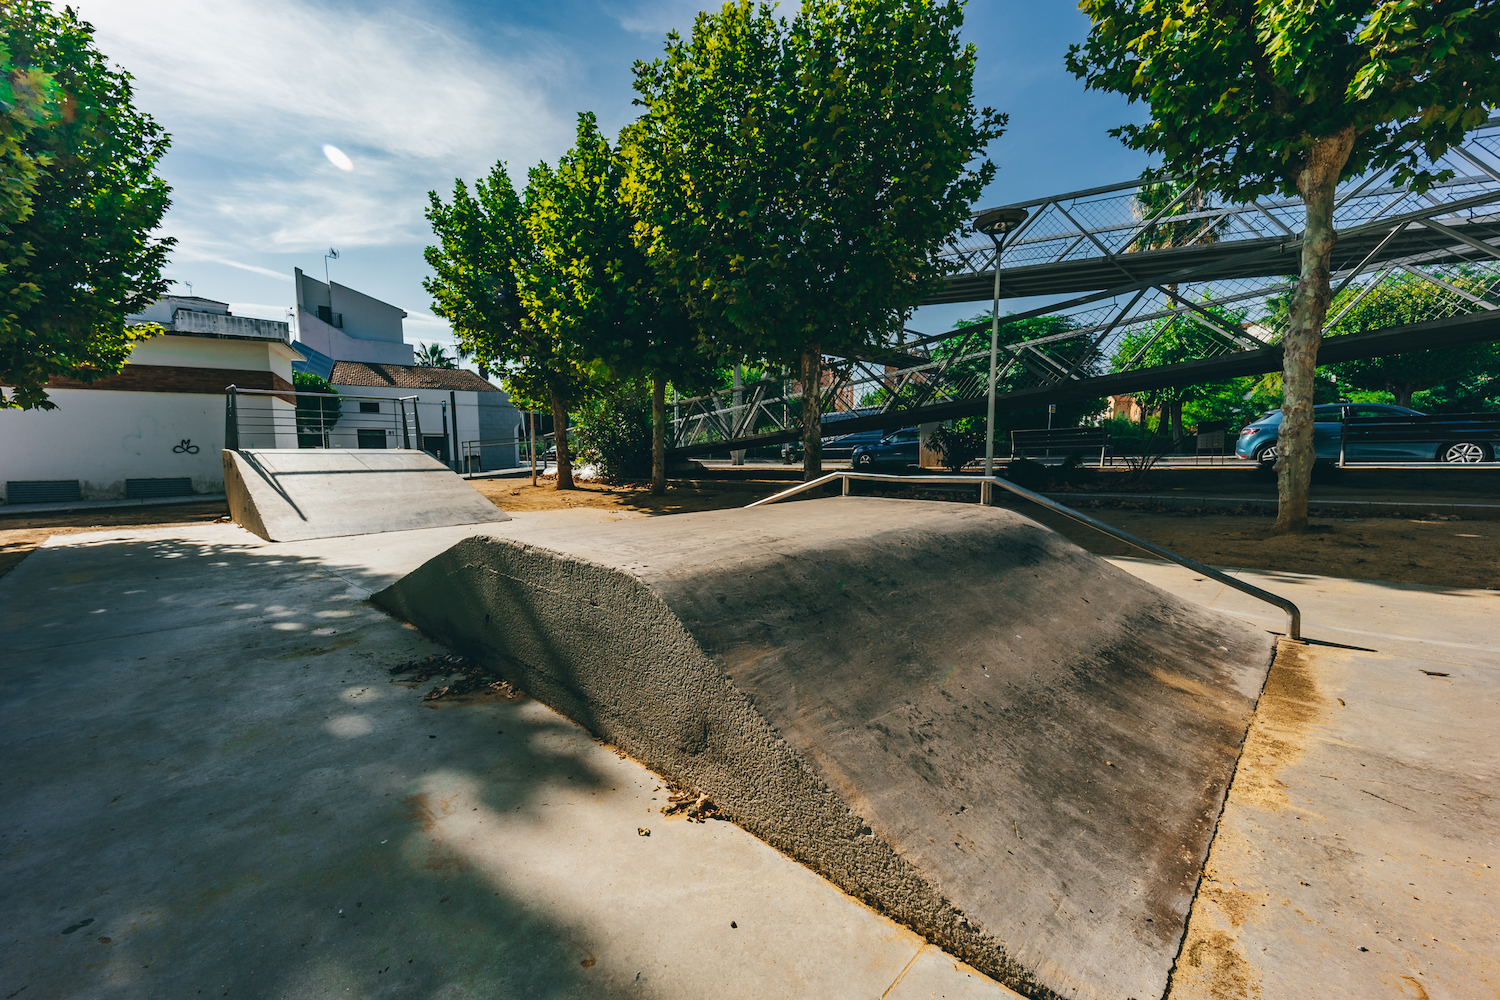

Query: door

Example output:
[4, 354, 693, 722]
[422, 435, 449, 463]
[1312, 406, 1344, 460]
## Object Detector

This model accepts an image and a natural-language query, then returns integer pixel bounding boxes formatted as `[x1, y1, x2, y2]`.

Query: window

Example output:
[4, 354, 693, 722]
[357, 429, 387, 449]
[359, 401, 380, 413]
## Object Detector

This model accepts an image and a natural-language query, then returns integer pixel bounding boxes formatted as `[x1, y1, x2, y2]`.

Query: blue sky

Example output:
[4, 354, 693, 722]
[76, 0, 1151, 350]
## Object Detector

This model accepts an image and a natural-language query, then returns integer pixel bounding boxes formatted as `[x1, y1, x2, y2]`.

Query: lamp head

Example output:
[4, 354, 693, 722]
[974, 207, 1028, 237]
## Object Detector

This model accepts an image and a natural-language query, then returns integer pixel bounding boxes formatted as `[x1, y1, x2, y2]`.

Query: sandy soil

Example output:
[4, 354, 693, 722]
[2, 484, 1494, 591]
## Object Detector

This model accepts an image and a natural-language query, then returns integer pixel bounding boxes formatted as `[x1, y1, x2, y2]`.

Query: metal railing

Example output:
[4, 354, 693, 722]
[224, 386, 422, 452]
[747, 471, 1303, 641]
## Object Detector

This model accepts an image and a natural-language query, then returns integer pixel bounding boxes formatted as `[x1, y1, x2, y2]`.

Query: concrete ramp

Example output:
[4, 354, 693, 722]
[373, 497, 1275, 1000]
[223, 448, 508, 542]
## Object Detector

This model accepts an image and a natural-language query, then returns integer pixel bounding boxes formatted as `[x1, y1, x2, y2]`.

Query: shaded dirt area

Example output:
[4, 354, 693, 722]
[3, 484, 1495, 591]
[0, 500, 229, 581]
[467, 475, 780, 514]
[1018, 500, 1499, 591]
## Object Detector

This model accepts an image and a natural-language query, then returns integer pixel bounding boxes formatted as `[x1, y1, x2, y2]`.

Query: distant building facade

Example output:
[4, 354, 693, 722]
[0, 297, 299, 503]
[293, 268, 414, 366]
[327, 361, 518, 472]
[288, 272, 520, 471]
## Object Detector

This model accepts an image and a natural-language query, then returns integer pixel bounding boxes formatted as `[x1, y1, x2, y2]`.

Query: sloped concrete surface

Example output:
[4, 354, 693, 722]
[1111, 560, 1500, 1000]
[374, 497, 1279, 1000]
[0, 517, 1020, 1000]
[223, 447, 507, 542]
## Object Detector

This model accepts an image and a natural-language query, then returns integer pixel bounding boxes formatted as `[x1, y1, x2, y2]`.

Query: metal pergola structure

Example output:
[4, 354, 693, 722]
[667, 118, 1500, 459]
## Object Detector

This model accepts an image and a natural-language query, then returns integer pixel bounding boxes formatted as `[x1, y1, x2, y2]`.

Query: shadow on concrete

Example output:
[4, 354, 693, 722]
[0, 530, 651, 999]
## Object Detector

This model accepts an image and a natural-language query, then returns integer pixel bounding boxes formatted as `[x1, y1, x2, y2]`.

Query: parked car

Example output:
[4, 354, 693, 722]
[818, 408, 885, 459]
[851, 427, 922, 469]
[1235, 403, 1499, 465]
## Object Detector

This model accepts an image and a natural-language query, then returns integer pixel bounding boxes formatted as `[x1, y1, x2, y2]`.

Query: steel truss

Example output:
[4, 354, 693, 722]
[668, 120, 1500, 458]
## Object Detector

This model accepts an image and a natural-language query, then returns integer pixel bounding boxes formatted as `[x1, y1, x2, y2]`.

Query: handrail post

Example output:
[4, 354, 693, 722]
[842, 474, 851, 496]
[224, 385, 239, 451]
[400, 399, 411, 449]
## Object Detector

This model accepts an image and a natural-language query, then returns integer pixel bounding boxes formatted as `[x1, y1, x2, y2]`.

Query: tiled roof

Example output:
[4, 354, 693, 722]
[330, 360, 502, 393]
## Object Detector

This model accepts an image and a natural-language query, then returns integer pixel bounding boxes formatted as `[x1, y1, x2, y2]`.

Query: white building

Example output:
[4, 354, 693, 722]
[1, 297, 299, 503]
[293, 268, 414, 366]
[289, 271, 520, 472]
[325, 362, 519, 472]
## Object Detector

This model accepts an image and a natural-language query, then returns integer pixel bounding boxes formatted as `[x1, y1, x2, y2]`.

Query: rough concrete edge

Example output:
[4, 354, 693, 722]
[222, 450, 274, 542]
[371, 534, 1066, 1000]
[1157, 635, 1290, 1000]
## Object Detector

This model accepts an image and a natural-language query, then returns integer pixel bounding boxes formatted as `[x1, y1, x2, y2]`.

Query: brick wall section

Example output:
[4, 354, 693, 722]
[5, 365, 296, 402]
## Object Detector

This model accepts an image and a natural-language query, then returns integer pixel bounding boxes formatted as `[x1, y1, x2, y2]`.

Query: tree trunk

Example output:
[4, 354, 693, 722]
[651, 375, 667, 496]
[1170, 401, 1184, 444]
[800, 344, 823, 481]
[1393, 385, 1415, 409]
[549, 390, 574, 490]
[1277, 128, 1356, 534]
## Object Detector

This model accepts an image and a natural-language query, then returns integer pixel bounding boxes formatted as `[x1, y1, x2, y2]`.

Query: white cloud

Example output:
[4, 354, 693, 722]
[74, 0, 576, 256]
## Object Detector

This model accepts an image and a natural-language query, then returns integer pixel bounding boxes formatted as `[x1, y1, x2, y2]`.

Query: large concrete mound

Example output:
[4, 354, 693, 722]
[223, 448, 508, 542]
[374, 497, 1275, 1000]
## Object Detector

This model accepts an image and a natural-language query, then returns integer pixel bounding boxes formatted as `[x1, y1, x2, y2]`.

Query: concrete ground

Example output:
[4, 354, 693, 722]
[0, 512, 1010, 1000]
[1, 511, 1494, 1000]
[1114, 559, 1500, 999]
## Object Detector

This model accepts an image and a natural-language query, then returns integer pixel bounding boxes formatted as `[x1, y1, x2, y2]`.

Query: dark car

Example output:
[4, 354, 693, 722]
[1235, 403, 1498, 465]
[851, 427, 922, 469]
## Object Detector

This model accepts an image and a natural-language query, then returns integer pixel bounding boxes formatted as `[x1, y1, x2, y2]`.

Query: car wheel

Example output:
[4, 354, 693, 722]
[1440, 441, 1489, 464]
[855, 453, 872, 466]
[1254, 442, 1277, 467]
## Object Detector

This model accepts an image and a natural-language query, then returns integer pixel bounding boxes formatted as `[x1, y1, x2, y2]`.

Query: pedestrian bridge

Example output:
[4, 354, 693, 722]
[669, 118, 1500, 457]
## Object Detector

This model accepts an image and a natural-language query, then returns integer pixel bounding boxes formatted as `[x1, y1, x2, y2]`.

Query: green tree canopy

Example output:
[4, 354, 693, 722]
[424, 160, 594, 488]
[1323, 269, 1499, 407]
[526, 113, 713, 493]
[1, 1, 173, 410]
[627, 0, 1004, 479]
[1068, 0, 1500, 531]
[413, 342, 457, 368]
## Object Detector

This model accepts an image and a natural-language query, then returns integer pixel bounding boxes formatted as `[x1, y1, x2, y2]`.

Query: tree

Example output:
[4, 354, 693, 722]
[424, 162, 592, 489]
[413, 342, 457, 368]
[1324, 269, 1498, 407]
[1114, 298, 1253, 441]
[0, 2, 173, 410]
[528, 113, 711, 495]
[293, 371, 341, 448]
[628, 0, 1004, 481]
[1068, 0, 1500, 531]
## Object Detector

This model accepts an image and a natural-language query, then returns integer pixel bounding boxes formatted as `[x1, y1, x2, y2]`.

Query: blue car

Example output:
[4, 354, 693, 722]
[1234, 403, 1497, 465]
[851, 427, 922, 469]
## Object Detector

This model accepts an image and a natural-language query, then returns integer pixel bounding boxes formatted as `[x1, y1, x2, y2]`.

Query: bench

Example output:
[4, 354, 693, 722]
[1010, 427, 1112, 466]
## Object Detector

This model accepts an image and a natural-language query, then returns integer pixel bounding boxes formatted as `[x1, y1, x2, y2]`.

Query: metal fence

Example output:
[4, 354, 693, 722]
[224, 386, 422, 452]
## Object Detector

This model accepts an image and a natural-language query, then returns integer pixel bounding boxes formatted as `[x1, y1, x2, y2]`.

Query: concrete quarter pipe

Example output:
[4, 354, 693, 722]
[223, 448, 509, 542]
[374, 497, 1277, 1000]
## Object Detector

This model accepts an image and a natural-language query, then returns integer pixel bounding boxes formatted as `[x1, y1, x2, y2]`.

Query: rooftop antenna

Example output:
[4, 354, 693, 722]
[324, 248, 339, 285]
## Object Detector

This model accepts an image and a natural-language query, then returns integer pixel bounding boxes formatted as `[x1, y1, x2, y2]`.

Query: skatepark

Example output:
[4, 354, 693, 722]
[1, 452, 1494, 1000]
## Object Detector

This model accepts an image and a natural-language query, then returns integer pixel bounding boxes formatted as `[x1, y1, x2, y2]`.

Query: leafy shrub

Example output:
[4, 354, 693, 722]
[293, 371, 340, 447]
[928, 418, 986, 472]
[574, 387, 653, 482]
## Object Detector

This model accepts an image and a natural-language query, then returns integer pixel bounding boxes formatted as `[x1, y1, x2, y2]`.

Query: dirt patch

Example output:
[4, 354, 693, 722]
[1226, 640, 1326, 813]
[0, 501, 229, 581]
[1020, 504, 1500, 591]
[466, 475, 781, 515]
[388, 652, 524, 704]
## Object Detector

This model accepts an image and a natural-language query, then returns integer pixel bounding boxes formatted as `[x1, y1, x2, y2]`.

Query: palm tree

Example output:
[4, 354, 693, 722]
[414, 342, 457, 368]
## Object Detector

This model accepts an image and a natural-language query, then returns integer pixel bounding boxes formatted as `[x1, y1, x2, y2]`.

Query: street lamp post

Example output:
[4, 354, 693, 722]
[974, 207, 1029, 504]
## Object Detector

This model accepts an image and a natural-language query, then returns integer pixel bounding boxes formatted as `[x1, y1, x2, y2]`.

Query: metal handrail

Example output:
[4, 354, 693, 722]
[747, 471, 1303, 641]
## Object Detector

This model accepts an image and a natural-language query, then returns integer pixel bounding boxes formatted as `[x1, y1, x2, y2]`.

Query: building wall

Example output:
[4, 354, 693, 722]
[1, 335, 302, 502]
[323, 383, 519, 471]
[0, 389, 299, 500]
[295, 311, 414, 366]
[328, 281, 405, 343]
